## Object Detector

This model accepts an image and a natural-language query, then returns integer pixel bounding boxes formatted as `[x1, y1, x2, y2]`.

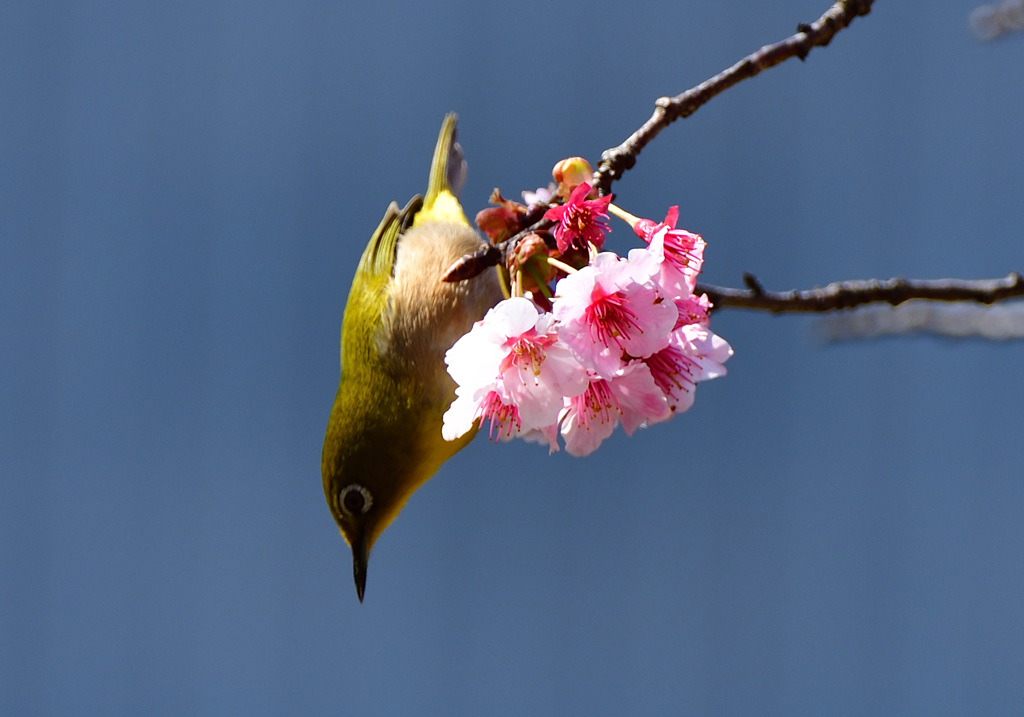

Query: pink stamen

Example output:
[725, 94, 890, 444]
[499, 330, 555, 377]
[479, 391, 521, 440]
[646, 345, 696, 396]
[584, 288, 642, 346]
[571, 380, 618, 430]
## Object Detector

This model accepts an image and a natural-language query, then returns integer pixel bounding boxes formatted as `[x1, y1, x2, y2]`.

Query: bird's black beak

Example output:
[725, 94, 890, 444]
[352, 534, 369, 603]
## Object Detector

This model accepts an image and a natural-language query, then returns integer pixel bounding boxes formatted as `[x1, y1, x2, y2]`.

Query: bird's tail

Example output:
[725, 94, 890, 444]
[414, 113, 469, 228]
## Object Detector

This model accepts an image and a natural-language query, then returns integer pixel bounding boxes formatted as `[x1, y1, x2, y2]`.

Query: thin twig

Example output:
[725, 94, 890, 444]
[591, 0, 875, 195]
[444, 0, 875, 283]
[698, 273, 1024, 313]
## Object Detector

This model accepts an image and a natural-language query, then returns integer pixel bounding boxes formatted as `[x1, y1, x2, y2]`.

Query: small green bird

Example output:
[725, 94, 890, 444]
[322, 114, 503, 601]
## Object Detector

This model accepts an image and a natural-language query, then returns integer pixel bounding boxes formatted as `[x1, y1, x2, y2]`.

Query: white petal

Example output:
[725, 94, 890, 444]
[490, 296, 541, 338]
[441, 390, 481, 441]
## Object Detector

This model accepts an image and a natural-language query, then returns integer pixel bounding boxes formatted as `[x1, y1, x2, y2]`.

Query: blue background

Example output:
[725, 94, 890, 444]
[3, 1, 1024, 714]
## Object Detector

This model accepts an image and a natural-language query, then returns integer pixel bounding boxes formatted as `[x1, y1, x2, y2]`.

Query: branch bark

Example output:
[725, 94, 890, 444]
[444, 0, 876, 284]
[699, 272, 1024, 313]
[591, 0, 876, 195]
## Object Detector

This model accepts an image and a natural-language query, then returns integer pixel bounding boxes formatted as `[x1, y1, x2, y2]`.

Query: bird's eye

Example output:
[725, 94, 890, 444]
[339, 484, 373, 516]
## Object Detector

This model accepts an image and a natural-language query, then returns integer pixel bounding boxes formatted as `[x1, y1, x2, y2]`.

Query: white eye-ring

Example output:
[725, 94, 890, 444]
[339, 484, 373, 516]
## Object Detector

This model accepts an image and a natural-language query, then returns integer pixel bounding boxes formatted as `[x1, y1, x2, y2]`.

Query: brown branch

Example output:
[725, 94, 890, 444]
[699, 272, 1024, 313]
[591, 0, 875, 195]
[444, 0, 876, 283]
[442, 210, 553, 283]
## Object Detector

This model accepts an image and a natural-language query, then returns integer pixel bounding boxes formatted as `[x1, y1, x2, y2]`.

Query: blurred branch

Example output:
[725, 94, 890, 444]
[817, 299, 1024, 341]
[699, 272, 1024, 313]
[591, 0, 875, 195]
[970, 1, 1024, 41]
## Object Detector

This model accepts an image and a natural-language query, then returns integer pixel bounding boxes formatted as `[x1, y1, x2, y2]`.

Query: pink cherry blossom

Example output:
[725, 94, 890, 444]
[522, 182, 556, 208]
[673, 292, 713, 329]
[443, 194, 732, 458]
[518, 422, 561, 453]
[443, 387, 523, 442]
[676, 323, 733, 379]
[558, 379, 618, 457]
[543, 182, 613, 254]
[442, 297, 587, 442]
[632, 206, 705, 295]
[645, 324, 733, 413]
[645, 343, 701, 413]
[559, 363, 671, 457]
[553, 252, 677, 378]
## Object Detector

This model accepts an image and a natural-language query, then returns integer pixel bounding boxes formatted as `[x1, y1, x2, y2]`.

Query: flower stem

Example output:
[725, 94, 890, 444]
[608, 203, 641, 228]
[526, 265, 554, 298]
[546, 257, 579, 275]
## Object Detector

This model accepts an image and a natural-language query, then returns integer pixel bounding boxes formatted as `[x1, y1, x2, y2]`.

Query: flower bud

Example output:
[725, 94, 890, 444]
[508, 232, 550, 273]
[476, 205, 521, 242]
[475, 189, 527, 242]
[508, 233, 558, 300]
[552, 157, 594, 198]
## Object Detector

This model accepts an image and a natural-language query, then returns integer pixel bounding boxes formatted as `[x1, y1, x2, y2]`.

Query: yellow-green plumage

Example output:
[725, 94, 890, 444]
[321, 114, 502, 601]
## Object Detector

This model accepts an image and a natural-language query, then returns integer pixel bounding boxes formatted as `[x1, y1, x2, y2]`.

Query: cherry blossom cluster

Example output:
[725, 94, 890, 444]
[441, 159, 732, 456]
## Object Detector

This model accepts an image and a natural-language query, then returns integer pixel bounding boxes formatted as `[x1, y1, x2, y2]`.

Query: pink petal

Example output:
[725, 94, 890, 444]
[608, 362, 671, 435]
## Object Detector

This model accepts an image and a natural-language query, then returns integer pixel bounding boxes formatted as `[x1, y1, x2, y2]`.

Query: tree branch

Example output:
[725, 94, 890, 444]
[591, 0, 875, 195]
[444, 0, 876, 284]
[699, 272, 1024, 313]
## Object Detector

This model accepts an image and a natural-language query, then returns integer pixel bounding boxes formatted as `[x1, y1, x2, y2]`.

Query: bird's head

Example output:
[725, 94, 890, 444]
[322, 396, 473, 601]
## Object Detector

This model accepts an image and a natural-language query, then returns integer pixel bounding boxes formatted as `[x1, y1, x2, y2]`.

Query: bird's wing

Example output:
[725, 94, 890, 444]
[340, 196, 422, 374]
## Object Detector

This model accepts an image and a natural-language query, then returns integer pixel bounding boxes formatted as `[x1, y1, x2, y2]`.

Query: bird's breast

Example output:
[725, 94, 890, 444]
[380, 219, 503, 406]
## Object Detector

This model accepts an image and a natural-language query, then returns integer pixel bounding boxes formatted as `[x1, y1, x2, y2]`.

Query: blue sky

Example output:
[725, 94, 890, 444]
[3, 2, 1024, 714]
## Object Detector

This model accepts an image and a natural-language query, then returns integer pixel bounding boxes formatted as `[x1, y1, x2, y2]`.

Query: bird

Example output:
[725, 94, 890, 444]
[321, 114, 503, 602]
